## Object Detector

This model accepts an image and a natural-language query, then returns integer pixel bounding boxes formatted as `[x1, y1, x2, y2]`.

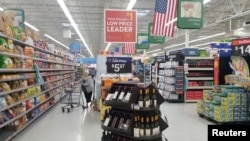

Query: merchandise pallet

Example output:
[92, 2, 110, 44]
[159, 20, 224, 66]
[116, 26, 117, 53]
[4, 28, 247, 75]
[198, 113, 250, 125]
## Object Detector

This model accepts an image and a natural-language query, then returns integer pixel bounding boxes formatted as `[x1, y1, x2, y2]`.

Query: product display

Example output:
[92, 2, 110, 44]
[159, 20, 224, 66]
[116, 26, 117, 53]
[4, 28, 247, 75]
[101, 82, 168, 141]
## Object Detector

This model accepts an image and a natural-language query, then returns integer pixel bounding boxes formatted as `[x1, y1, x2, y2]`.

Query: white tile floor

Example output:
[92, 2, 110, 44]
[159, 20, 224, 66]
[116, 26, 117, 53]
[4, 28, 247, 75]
[12, 102, 214, 141]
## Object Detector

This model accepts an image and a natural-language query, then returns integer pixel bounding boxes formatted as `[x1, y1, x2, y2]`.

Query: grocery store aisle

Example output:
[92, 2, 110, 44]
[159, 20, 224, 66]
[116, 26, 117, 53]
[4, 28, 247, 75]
[12, 102, 213, 141]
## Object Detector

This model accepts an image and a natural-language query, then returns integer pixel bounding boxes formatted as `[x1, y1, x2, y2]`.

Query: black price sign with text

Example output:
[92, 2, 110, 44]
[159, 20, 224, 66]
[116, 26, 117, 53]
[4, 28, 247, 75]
[106, 57, 132, 73]
[232, 38, 250, 56]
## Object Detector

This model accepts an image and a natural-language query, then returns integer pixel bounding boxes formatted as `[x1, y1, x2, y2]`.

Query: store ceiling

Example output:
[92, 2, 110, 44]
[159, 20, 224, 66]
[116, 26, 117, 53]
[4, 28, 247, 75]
[1, 0, 250, 57]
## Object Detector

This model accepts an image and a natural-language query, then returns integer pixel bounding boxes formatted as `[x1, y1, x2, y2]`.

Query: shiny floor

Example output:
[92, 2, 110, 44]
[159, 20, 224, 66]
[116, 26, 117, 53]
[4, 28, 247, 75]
[12, 102, 213, 141]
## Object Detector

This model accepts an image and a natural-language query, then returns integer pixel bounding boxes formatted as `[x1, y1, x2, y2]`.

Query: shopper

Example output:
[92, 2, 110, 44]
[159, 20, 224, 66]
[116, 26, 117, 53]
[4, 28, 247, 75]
[75, 70, 94, 108]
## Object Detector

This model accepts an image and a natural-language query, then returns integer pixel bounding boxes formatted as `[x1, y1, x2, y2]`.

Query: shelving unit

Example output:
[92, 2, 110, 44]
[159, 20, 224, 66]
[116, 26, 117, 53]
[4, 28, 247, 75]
[0, 34, 75, 140]
[144, 64, 151, 85]
[184, 57, 214, 103]
[101, 82, 168, 141]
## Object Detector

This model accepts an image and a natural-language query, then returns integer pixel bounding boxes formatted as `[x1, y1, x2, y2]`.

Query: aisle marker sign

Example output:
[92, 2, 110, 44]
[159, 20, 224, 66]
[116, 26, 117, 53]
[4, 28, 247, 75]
[231, 38, 250, 56]
[69, 42, 81, 55]
[106, 57, 132, 73]
[104, 9, 137, 43]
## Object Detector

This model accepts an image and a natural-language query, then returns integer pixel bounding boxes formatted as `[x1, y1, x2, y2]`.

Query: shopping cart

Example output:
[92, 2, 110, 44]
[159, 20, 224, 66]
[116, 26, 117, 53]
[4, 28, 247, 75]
[61, 84, 86, 113]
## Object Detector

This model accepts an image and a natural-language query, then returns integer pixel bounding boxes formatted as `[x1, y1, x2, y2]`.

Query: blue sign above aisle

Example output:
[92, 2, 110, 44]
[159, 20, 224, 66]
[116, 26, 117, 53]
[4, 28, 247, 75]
[69, 43, 81, 54]
[82, 58, 97, 64]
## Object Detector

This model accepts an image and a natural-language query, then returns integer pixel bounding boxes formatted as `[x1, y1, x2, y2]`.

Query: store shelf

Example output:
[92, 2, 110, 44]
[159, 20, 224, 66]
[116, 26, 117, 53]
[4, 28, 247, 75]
[0, 69, 34, 73]
[41, 71, 73, 77]
[0, 76, 34, 82]
[187, 77, 214, 80]
[187, 68, 213, 71]
[40, 69, 74, 71]
[187, 86, 213, 89]
[0, 80, 70, 112]
[3, 94, 66, 141]
[0, 52, 75, 66]
[185, 100, 200, 103]
[185, 57, 214, 60]
[166, 99, 183, 103]
[0, 34, 63, 58]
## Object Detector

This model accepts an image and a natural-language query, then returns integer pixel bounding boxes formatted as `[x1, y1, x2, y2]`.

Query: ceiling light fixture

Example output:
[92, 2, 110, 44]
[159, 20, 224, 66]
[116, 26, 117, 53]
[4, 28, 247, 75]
[127, 0, 137, 10]
[153, 51, 165, 56]
[164, 32, 225, 49]
[0, 7, 3, 11]
[105, 0, 137, 51]
[145, 49, 161, 54]
[24, 22, 39, 32]
[78, 54, 85, 58]
[204, 0, 211, 4]
[44, 34, 69, 49]
[57, 0, 94, 57]
[191, 42, 211, 47]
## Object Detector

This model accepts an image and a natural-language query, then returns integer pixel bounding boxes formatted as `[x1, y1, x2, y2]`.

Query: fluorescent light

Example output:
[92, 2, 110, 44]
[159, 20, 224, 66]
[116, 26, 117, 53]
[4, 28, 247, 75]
[164, 32, 225, 49]
[204, 0, 211, 4]
[105, 0, 136, 51]
[0, 7, 3, 11]
[127, 0, 137, 10]
[189, 32, 225, 43]
[105, 43, 111, 51]
[237, 27, 245, 31]
[44, 34, 69, 49]
[24, 22, 39, 32]
[153, 51, 165, 56]
[78, 54, 85, 58]
[57, 0, 93, 57]
[146, 49, 161, 54]
[164, 42, 185, 49]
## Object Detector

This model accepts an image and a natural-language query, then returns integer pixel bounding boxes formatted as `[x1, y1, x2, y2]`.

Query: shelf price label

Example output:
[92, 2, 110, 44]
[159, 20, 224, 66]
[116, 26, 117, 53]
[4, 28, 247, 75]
[106, 57, 132, 73]
[232, 38, 250, 56]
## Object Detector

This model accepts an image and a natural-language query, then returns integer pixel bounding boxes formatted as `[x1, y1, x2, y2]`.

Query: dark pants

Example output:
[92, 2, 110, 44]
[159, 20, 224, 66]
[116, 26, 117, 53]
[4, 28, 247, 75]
[84, 91, 92, 103]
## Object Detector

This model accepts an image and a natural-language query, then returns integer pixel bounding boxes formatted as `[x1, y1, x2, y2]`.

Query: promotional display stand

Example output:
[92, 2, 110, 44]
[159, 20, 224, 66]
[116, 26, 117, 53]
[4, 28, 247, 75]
[101, 82, 168, 141]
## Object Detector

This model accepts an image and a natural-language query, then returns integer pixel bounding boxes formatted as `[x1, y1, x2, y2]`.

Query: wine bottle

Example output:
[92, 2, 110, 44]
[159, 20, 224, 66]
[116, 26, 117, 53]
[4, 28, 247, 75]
[154, 114, 160, 135]
[139, 117, 145, 137]
[145, 117, 151, 136]
[104, 110, 112, 127]
[101, 130, 106, 141]
[124, 113, 132, 131]
[151, 88, 157, 107]
[117, 112, 125, 129]
[111, 112, 119, 128]
[144, 88, 150, 108]
[112, 86, 120, 100]
[133, 116, 140, 137]
[118, 87, 126, 101]
[151, 116, 155, 135]
[107, 111, 115, 127]
[138, 89, 144, 109]
[123, 87, 133, 103]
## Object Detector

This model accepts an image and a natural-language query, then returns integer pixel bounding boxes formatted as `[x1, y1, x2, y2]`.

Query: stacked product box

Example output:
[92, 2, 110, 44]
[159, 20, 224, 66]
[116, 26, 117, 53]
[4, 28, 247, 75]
[197, 85, 250, 122]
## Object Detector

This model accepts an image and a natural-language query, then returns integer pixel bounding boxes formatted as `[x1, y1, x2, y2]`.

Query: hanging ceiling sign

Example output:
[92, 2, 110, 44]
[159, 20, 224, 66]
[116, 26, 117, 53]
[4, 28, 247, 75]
[231, 38, 250, 56]
[177, 0, 204, 29]
[148, 23, 165, 44]
[106, 57, 132, 73]
[104, 9, 137, 43]
[136, 33, 149, 49]
[69, 42, 80, 55]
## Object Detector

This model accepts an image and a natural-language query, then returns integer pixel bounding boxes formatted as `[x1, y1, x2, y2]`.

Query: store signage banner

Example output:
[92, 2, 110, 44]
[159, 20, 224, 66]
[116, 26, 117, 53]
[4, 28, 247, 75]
[104, 9, 137, 43]
[82, 58, 96, 64]
[69, 42, 81, 54]
[177, 0, 204, 29]
[106, 57, 132, 73]
[148, 23, 165, 44]
[155, 55, 165, 63]
[136, 33, 149, 49]
[231, 38, 250, 56]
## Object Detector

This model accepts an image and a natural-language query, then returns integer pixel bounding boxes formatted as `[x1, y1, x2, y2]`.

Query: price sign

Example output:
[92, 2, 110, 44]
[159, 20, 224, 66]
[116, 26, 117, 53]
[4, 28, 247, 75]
[106, 57, 132, 73]
[232, 38, 250, 56]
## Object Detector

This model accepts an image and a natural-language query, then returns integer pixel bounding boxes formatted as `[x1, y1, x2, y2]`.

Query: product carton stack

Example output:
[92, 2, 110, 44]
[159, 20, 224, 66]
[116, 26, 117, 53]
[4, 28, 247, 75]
[197, 85, 250, 123]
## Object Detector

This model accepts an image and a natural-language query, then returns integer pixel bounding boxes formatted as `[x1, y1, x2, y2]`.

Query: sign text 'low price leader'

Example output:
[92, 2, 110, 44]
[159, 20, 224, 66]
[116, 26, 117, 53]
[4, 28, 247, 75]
[105, 10, 137, 43]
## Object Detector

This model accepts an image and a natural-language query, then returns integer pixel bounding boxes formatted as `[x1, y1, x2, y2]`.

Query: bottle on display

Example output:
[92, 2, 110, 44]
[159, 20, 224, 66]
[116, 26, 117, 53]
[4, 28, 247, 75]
[154, 114, 160, 135]
[151, 116, 155, 135]
[104, 110, 112, 127]
[117, 86, 126, 101]
[111, 112, 119, 128]
[144, 88, 150, 108]
[145, 117, 151, 136]
[138, 89, 144, 109]
[139, 117, 145, 137]
[112, 86, 121, 100]
[123, 113, 132, 131]
[117, 112, 125, 129]
[151, 88, 157, 107]
[122, 86, 133, 103]
[133, 116, 140, 137]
